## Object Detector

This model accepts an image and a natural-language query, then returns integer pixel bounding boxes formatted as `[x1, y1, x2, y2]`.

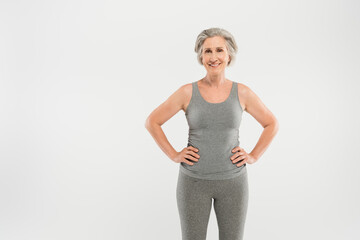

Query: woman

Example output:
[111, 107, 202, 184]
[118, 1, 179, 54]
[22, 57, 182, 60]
[145, 27, 279, 240]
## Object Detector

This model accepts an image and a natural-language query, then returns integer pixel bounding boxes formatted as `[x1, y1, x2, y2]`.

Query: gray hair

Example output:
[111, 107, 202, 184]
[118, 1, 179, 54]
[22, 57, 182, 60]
[194, 27, 238, 67]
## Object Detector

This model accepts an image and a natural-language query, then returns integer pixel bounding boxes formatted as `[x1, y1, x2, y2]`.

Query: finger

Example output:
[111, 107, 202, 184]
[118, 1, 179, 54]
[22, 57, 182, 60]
[231, 146, 241, 153]
[188, 146, 199, 153]
[236, 158, 247, 167]
[183, 159, 194, 166]
[230, 151, 243, 161]
[236, 161, 246, 167]
[185, 154, 199, 162]
[230, 153, 239, 161]
[187, 150, 200, 159]
[232, 155, 246, 163]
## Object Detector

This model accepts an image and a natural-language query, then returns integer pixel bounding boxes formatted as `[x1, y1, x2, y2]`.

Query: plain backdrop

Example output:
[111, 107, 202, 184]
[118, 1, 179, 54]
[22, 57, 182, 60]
[1, 0, 359, 239]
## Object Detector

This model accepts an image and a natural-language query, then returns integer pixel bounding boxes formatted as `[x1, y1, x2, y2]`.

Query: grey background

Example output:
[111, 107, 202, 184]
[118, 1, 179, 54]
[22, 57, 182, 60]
[1, 0, 359, 239]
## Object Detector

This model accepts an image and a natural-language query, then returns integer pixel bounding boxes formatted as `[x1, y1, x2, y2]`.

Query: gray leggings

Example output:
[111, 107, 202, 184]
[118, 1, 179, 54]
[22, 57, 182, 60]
[176, 167, 249, 240]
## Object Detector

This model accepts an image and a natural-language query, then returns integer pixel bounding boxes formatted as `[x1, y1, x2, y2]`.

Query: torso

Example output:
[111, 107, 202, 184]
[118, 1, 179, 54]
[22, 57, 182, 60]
[182, 79, 246, 112]
[180, 78, 246, 180]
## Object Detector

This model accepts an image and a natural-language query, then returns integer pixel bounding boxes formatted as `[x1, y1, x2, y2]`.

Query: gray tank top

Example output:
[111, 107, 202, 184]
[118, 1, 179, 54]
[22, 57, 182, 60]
[179, 80, 247, 180]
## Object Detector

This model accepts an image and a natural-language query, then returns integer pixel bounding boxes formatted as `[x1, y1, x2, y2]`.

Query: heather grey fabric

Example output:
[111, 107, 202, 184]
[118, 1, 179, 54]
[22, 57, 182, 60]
[180, 80, 246, 180]
[176, 167, 249, 240]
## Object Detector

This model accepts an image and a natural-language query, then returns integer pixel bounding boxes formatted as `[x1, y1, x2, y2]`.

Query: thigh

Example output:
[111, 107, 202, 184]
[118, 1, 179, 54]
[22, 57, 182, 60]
[176, 171, 213, 240]
[213, 168, 249, 240]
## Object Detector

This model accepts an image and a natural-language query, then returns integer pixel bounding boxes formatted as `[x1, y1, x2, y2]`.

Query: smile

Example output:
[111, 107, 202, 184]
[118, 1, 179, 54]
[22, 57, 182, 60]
[209, 63, 221, 68]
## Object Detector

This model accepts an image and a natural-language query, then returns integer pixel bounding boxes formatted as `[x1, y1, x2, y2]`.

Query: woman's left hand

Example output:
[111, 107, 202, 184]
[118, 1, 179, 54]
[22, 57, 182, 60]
[230, 146, 257, 167]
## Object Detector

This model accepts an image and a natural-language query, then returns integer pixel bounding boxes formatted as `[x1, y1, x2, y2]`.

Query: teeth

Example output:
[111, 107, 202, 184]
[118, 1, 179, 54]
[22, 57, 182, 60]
[210, 63, 220, 66]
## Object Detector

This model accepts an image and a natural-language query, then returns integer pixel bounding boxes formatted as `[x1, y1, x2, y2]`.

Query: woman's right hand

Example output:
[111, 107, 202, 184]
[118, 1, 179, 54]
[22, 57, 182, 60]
[172, 146, 200, 165]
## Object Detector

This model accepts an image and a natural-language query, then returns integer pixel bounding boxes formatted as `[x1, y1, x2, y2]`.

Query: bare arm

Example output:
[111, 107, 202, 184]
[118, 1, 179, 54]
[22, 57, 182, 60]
[242, 84, 279, 161]
[145, 84, 195, 162]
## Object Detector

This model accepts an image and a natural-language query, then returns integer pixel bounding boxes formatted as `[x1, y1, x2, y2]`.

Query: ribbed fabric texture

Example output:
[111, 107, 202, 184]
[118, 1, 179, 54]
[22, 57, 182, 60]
[179, 80, 246, 180]
[176, 168, 249, 240]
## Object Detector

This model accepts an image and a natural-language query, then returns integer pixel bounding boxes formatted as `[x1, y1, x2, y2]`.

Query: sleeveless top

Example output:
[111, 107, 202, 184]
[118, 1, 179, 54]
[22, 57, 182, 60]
[179, 80, 247, 180]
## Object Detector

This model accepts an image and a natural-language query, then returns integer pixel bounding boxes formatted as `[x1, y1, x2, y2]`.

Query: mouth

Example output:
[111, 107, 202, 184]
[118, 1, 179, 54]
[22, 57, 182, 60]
[208, 63, 221, 68]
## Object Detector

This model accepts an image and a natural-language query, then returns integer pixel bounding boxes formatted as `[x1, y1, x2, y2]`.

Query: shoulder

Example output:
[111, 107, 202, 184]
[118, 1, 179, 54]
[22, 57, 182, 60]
[235, 82, 257, 111]
[236, 82, 257, 97]
[169, 82, 192, 97]
[175, 82, 193, 101]
[179, 82, 193, 96]
[171, 82, 193, 111]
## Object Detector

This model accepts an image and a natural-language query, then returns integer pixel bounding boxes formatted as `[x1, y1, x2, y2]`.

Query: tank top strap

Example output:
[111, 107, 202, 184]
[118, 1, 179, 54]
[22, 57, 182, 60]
[229, 81, 238, 100]
[193, 81, 202, 96]
[189, 81, 202, 103]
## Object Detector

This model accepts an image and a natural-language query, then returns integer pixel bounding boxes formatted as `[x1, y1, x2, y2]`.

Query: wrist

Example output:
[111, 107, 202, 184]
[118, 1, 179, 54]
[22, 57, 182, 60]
[169, 150, 178, 161]
[249, 153, 259, 161]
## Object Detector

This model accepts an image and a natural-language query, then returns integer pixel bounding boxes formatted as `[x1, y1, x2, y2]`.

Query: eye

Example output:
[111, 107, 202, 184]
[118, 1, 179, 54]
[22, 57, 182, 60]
[205, 49, 211, 53]
[217, 49, 223, 52]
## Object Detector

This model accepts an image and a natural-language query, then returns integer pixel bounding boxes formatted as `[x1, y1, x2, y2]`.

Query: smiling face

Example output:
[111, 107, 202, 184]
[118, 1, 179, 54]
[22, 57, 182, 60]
[201, 36, 230, 74]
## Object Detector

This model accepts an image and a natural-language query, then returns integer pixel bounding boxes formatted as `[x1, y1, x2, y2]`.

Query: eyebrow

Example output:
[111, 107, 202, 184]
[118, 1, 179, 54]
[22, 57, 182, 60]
[204, 47, 224, 50]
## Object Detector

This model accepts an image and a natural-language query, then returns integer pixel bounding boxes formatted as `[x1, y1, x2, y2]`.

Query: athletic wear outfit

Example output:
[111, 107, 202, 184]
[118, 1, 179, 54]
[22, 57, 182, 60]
[176, 80, 249, 240]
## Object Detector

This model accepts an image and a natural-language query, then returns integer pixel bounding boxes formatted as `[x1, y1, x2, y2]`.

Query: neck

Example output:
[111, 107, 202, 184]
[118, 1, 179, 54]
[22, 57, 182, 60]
[202, 72, 227, 87]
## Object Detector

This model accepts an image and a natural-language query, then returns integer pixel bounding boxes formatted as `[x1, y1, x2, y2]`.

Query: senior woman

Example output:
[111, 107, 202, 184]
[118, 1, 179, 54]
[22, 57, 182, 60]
[145, 27, 279, 240]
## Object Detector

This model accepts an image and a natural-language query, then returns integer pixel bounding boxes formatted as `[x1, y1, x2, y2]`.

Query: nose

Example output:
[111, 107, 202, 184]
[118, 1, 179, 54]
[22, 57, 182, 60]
[209, 52, 217, 62]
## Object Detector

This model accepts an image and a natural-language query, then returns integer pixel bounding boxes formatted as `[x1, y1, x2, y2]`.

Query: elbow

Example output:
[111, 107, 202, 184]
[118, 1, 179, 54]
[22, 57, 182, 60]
[273, 119, 280, 133]
[145, 117, 151, 130]
[264, 118, 279, 133]
[145, 114, 163, 131]
[145, 116, 157, 130]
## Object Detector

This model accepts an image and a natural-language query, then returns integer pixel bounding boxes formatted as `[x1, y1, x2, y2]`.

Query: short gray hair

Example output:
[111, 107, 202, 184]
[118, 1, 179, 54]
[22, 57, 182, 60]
[194, 27, 238, 67]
